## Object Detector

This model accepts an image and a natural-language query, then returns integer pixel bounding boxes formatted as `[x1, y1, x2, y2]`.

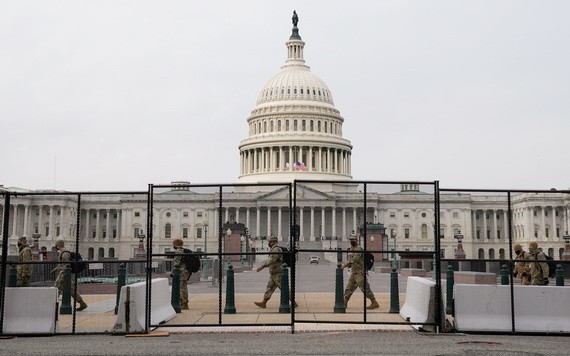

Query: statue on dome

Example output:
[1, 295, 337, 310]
[292, 10, 299, 27]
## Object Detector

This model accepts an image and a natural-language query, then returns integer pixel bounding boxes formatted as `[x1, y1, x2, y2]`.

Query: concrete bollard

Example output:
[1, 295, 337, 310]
[389, 267, 400, 314]
[334, 262, 345, 313]
[224, 264, 236, 314]
[59, 265, 72, 315]
[279, 263, 291, 313]
[445, 265, 454, 315]
[555, 264, 564, 286]
[114, 263, 127, 315]
[171, 264, 181, 313]
[8, 265, 17, 287]
[500, 264, 509, 285]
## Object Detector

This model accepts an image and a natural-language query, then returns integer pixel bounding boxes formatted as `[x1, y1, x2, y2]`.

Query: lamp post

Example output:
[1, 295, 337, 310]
[204, 222, 208, 255]
[225, 228, 232, 263]
[240, 234, 245, 263]
[135, 231, 146, 259]
[370, 235, 375, 271]
[454, 230, 466, 260]
[391, 232, 397, 270]
[563, 232, 570, 261]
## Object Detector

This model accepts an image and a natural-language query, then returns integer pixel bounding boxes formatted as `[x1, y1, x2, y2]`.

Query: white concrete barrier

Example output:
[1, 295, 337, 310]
[3, 287, 57, 334]
[400, 277, 440, 331]
[454, 284, 570, 333]
[113, 278, 176, 333]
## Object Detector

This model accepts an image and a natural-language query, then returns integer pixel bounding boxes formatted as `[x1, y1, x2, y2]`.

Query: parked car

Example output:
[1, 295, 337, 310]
[309, 256, 320, 264]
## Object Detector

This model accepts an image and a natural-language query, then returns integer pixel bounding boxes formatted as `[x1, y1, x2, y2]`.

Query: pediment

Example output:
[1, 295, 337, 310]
[257, 184, 333, 202]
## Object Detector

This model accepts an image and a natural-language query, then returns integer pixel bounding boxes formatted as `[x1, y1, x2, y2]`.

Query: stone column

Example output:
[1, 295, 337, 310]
[60, 206, 65, 238]
[492, 209, 497, 240]
[541, 207, 546, 240]
[48, 205, 54, 238]
[332, 207, 336, 239]
[96, 209, 100, 239]
[299, 206, 304, 242]
[267, 207, 271, 238]
[482, 210, 488, 240]
[321, 207, 325, 239]
[310, 207, 315, 241]
[23, 205, 29, 237]
[106, 209, 111, 239]
[116, 209, 121, 239]
[256, 208, 260, 237]
[552, 206, 557, 238]
[85, 209, 90, 238]
[342, 207, 346, 240]
[278, 207, 282, 240]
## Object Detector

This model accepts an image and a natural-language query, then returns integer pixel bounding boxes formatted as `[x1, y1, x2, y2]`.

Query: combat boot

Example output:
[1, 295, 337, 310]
[77, 300, 88, 311]
[181, 303, 189, 310]
[254, 298, 269, 308]
[366, 298, 379, 310]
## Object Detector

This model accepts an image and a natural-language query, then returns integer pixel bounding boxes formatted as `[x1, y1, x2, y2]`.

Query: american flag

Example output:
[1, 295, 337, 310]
[294, 161, 307, 171]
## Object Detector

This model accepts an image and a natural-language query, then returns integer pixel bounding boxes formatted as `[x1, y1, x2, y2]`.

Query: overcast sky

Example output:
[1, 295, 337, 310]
[1, 1, 569, 192]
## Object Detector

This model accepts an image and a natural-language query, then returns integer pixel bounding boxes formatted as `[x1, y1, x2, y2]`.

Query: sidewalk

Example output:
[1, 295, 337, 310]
[57, 292, 411, 334]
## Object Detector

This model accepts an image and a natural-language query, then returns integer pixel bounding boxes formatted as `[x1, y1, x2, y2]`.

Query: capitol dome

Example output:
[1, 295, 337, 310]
[238, 13, 353, 187]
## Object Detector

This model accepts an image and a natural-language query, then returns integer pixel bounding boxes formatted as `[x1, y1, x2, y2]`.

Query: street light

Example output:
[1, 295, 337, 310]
[391, 232, 397, 270]
[225, 228, 232, 262]
[370, 235, 375, 271]
[454, 230, 466, 259]
[240, 234, 245, 262]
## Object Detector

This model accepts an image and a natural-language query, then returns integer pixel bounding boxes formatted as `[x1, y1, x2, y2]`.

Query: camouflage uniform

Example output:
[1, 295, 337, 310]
[174, 245, 190, 306]
[54, 250, 86, 306]
[513, 250, 530, 285]
[525, 249, 549, 285]
[17, 244, 33, 287]
[344, 246, 376, 301]
[261, 244, 284, 300]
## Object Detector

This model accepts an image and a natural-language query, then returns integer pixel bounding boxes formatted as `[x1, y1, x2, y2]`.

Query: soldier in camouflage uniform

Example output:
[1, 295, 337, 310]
[254, 236, 297, 309]
[17, 236, 33, 287]
[52, 240, 88, 311]
[512, 243, 530, 285]
[172, 239, 189, 310]
[525, 241, 549, 285]
[341, 234, 379, 309]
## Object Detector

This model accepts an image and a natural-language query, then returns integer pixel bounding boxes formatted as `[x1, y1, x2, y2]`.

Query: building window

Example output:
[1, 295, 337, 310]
[487, 229, 490, 239]
[134, 227, 142, 238]
[113, 228, 117, 238]
[404, 228, 410, 239]
[497, 230, 501, 239]
[197, 212, 203, 218]
[166, 212, 171, 218]
[534, 229, 538, 238]
[556, 227, 560, 238]
[92, 228, 96, 238]
[453, 212, 459, 218]
[183, 227, 188, 238]
[533, 211, 537, 217]
[421, 212, 426, 218]
[421, 224, 428, 239]
[390, 212, 396, 218]
[183, 212, 188, 218]
[165, 224, 172, 239]
[476, 229, 480, 239]
[440, 249, 445, 258]
[545, 211, 549, 217]
[439, 228, 444, 239]
[102, 228, 107, 238]
[555, 211, 559, 217]
[197, 227, 203, 239]
[404, 212, 410, 218]
[134, 212, 140, 217]
[545, 228, 549, 238]
[476, 214, 479, 220]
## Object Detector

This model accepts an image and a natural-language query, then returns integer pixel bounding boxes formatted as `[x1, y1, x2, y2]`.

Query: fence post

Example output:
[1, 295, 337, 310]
[500, 264, 509, 285]
[333, 263, 345, 313]
[114, 263, 127, 314]
[8, 265, 17, 287]
[555, 264, 564, 286]
[279, 263, 291, 313]
[389, 267, 400, 313]
[59, 265, 72, 315]
[445, 265, 454, 316]
[224, 264, 236, 314]
[171, 264, 181, 313]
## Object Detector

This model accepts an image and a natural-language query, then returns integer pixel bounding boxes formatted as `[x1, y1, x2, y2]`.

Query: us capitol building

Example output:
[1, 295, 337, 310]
[1, 14, 569, 264]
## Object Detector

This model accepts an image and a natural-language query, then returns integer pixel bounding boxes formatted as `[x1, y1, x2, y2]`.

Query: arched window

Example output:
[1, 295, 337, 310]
[421, 224, 428, 239]
[310, 120, 314, 131]
[88, 247, 94, 260]
[499, 248, 505, 260]
[294, 120, 298, 131]
[98, 247, 105, 260]
[109, 247, 115, 258]
[548, 247, 554, 257]
[165, 223, 172, 239]
[286, 120, 290, 131]
[478, 249, 485, 259]
[277, 120, 281, 131]
[302, 120, 306, 131]
[488, 248, 495, 260]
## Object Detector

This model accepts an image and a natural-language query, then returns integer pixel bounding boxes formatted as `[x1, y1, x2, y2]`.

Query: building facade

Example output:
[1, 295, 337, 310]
[1, 16, 568, 262]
